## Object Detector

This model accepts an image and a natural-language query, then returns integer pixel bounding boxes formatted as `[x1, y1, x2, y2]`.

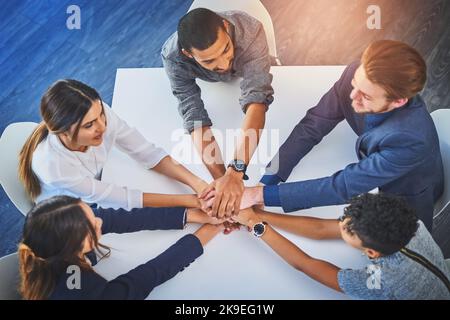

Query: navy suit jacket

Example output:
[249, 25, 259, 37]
[262, 62, 444, 230]
[49, 207, 203, 300]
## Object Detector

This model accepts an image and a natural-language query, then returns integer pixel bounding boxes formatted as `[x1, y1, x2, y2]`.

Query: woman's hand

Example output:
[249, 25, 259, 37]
[231, 208, 259, 227]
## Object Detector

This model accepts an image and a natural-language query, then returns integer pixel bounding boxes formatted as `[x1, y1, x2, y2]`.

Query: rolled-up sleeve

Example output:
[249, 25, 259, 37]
[162, 57, 213, 133]
[238, 21, 274, 112]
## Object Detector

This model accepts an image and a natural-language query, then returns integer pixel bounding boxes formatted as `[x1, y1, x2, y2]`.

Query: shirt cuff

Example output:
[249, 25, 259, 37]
[260, 174, 283, 186]
[147, 148, 169, 169]
[128, 189, 144, 209]
[263, 185, 282, 207]
[183, 209, 187, 227]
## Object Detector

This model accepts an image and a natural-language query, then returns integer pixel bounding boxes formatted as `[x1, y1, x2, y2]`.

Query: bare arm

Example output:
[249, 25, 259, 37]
[255, 209, 342, 240]
[200, 104, 267, 218]
[190, 126, 226, 180]
[143, 193, 202, 208]
[260, 224, 342, 292]
[234, 103, 266, 165]
[234, 208, 342, 292]
[193, 224, 223, 246]
[152, 156, 207, 194]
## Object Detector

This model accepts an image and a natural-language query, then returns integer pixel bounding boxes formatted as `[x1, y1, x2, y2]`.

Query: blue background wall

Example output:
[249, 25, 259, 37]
[1, 0, 449, 257]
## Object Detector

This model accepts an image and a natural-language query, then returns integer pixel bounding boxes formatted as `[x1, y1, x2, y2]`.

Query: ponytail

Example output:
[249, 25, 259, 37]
[18, 122, 48, 200]
[18, 243, 52, 300]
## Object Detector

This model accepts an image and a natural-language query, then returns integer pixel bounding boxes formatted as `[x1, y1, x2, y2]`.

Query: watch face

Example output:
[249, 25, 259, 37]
[253, 223, 265, 237]
[235, 162, 245, 171]
[232, 159, 246, 171]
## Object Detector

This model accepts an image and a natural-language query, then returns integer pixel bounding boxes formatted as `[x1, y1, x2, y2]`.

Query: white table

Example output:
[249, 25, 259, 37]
[98, 66, 368, 299]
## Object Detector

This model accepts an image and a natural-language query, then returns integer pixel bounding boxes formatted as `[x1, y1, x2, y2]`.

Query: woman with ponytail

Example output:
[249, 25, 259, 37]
[19, 195, 225, 299]
[19, 80, 211, 211]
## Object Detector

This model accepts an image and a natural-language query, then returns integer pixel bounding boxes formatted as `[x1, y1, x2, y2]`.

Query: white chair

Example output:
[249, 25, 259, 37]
[431, 109, 450, 218]
[188, 0, 281, 65]
[0, 252, 21, 300]
[0, 122, 38, 215]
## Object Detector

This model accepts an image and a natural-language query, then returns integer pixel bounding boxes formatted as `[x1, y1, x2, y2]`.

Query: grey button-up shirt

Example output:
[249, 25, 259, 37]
[161, 11, 274, 133]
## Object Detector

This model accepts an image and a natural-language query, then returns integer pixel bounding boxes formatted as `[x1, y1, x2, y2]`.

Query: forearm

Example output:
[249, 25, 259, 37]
[256, 210, 341, 240]
[260, 225, 341, 292]
[191, 126, 226, 179]
[143, 193, 200, 208]
[235, 104, 266, 164]
[152, 156, 206, 193]
[193, 224, 222, 246]
[96, 207, 186, 234]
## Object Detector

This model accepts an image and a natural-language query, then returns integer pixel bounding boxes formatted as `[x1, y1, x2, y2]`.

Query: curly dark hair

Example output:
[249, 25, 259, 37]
[342, 193, 419, 255]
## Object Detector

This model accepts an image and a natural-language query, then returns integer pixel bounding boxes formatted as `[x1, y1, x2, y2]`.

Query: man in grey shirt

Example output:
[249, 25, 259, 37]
[233, 193, 450, 300]
[161, 8, 274, 218]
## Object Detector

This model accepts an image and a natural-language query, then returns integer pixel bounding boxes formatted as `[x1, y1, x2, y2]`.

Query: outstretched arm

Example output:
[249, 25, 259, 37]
[253, 208, 342, 240]
[233, 208, 342, 292]
[142, 193, 207, 210]
[190, 126, 227, 180]
[152, 155, 208, 194]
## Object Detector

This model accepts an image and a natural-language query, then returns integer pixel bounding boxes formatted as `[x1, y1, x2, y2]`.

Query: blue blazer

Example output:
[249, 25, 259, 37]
[261, 62, 444, 230]
[49, 207, 202, 300]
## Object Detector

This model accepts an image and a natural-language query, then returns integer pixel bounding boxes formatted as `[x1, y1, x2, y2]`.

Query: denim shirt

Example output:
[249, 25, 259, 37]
[161, 11, 274, 133]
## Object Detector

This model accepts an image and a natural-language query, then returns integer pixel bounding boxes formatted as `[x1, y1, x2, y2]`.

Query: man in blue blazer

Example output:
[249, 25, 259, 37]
[241, 40, 444, 231]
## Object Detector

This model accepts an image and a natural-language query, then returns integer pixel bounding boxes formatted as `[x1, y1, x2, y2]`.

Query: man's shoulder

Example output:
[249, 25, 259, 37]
[161, 31, 181, 61]
[222, 10, 265, 48]
[220, 10, 262, 29]
[342, 61, 360, 82]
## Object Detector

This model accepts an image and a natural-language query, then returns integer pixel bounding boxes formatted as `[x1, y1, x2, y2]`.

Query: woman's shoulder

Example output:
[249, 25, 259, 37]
[32, 135, 79, 181]
[49, 267, 107, 300]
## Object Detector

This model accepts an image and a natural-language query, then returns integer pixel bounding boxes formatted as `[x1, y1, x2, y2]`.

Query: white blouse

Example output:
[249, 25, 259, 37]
[32, 103, 168, 210]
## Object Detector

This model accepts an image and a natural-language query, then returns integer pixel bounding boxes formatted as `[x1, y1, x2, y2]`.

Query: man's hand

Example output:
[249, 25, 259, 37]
[239, 186, 264, 210]
[200, 169, 244, 218]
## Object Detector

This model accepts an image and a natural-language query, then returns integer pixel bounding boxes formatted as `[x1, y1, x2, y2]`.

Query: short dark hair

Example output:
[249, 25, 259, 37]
[342, 193, 419, 255]
[177, 8, 225, 52]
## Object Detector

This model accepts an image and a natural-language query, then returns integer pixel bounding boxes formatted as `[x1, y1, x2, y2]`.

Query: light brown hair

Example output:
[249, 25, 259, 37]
[361, 40, 427, 100]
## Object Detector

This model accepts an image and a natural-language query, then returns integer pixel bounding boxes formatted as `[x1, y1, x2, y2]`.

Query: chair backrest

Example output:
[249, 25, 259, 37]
[188, 0, 279, 64]
[0, 252, 21, 300]
[431, 109, 450, 217]
[0, 122, 38, 215]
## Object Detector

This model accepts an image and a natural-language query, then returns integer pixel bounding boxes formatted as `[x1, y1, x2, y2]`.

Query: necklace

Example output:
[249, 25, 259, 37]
[73, 148, 99, 178]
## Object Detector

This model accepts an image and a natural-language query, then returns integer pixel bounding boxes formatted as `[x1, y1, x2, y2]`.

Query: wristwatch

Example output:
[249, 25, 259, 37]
[228, 159, 249, 180]
[252, 221, 268, 237]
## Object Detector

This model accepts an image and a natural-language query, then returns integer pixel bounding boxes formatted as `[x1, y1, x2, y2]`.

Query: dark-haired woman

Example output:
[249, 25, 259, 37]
[19, 79, 209, 210]
[19, 195, 225, 299]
